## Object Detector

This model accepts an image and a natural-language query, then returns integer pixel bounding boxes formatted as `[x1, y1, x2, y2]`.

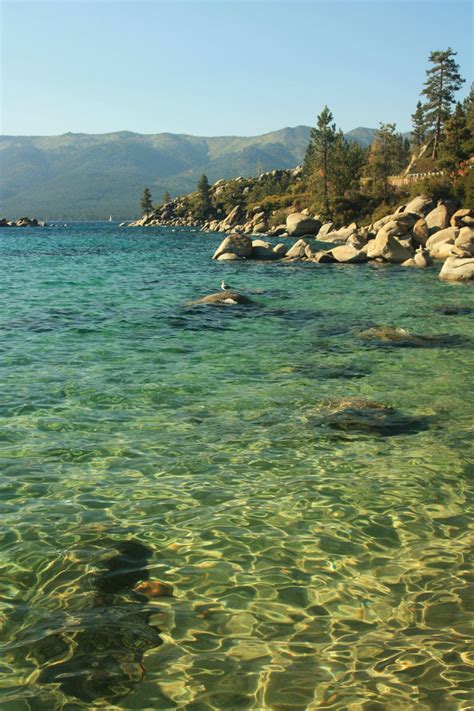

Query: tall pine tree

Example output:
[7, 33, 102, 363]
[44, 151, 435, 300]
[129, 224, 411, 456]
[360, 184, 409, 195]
[366, 124, 409, 202]
[438, 102, 471, 180]
[411, 101, 426, 147]
[196, 174, 212, 220]
[421, 48, 465, 158]
[305, 106, 338, 217]
[140, 187, 153, 216]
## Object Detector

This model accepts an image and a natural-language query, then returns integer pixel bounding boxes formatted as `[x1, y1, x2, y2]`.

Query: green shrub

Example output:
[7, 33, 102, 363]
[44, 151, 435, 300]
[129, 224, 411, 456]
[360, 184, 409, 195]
[369, 202, 395, 223]
[268, 207, 291, 228]
[457, 170, 474, 206]
[409, 176, 455, 202]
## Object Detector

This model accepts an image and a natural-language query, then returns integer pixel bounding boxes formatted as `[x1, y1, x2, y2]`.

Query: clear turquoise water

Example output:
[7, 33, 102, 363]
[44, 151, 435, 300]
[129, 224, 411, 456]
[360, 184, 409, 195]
[0, 223, 473, 710]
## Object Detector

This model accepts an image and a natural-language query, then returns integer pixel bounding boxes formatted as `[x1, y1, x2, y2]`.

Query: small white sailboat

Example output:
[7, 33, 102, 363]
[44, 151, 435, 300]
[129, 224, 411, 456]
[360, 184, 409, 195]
[108, 215, 113, 222]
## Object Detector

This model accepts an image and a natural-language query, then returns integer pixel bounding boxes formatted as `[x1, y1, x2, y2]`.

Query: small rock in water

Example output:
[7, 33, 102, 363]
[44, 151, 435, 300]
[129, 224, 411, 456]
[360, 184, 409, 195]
[134, 580, 174, 597]
[187, 290, 255, 306]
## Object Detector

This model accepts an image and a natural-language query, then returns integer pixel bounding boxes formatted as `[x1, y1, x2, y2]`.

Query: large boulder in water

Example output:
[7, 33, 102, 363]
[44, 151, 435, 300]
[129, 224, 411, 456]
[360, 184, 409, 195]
[286, 238, 310, 259]
[366, 230, 413, 262]
[286, 213, 321, 237]
[455, 226, 474, 255]
[273, 243, 287, 256]
[325, 244, 367, 263]
[425, 226, 459, 257]
[187, 290, 255, 306]
[438, 256, 474, 282]
[251, 239, 280, 260]
[213, 233, 252, 260]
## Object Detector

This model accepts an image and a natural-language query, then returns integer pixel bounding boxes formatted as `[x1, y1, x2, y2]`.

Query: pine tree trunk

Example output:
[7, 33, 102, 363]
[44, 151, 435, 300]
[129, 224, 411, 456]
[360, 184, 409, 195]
[431, 65, 444, 159]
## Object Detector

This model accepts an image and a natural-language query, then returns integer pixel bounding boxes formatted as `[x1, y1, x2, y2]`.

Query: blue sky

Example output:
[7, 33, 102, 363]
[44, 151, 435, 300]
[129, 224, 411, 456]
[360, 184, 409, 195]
[1, 0, 472, 137]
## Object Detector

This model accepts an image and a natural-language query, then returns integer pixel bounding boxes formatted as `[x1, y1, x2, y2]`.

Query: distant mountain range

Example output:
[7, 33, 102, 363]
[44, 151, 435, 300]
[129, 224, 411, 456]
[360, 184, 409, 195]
[0, 126, 382, 220]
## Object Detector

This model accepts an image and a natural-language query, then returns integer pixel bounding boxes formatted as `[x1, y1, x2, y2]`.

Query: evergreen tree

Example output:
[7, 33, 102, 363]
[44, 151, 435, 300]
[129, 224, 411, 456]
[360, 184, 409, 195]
[421, 48, 465, 158]
[463, 84, 474, 137]
[438, 102, 471, 180]
[306, 106, 338, 217]
[196, 174, 212, 220]
[411, 101, 426, 146]
[140, 187, 153, 216]
[163, 191, 171, 205]
[331, 132, 366, 199]
[366, 123, 409, 202]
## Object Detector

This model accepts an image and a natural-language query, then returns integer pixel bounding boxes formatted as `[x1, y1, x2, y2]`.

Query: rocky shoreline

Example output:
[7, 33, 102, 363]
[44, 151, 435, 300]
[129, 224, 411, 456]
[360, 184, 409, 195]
[0, 216, 45, 227]
[131, 187, 474, 282]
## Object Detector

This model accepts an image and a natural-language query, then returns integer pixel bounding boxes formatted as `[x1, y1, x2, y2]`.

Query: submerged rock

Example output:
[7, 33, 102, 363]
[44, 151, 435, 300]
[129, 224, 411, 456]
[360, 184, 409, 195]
[358, 326, 462, 348]
[314, 397, 428, 436]
[31, 540, 164, 705]
[187, 290, 255, 306]
[434, 305, 474, 316]
[134, 580, 174, 597]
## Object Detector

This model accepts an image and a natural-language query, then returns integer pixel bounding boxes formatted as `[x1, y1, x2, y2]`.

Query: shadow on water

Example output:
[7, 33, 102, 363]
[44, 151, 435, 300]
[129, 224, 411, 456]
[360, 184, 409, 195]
[19, 540, 164, 705]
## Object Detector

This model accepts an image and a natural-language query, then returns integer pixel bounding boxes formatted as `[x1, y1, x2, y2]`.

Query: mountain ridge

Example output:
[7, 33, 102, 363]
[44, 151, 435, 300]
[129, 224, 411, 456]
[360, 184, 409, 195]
[0, 125, 391, 220]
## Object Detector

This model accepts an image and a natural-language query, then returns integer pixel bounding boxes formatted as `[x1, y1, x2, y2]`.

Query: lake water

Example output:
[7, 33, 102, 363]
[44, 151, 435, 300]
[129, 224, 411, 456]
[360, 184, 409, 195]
[0, 223, 473, 710]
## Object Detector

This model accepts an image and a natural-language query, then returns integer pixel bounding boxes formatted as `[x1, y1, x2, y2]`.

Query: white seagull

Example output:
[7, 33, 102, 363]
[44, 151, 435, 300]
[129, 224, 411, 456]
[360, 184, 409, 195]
[221, 279, 232, 291]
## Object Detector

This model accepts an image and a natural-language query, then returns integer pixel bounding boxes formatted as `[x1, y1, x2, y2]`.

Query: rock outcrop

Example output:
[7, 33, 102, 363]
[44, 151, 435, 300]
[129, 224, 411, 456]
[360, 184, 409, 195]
[286, 213, 321, 237]
[0, 216, 44, 227]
